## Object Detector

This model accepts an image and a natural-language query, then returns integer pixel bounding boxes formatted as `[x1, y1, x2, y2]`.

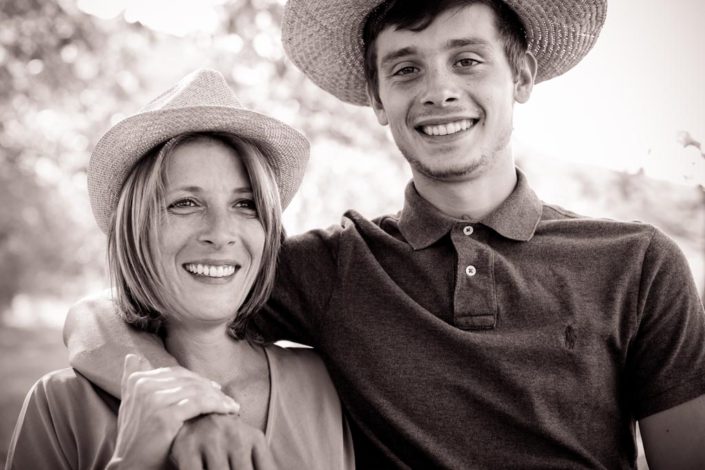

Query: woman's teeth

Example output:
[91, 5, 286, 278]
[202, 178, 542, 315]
[184, 264, 236, 278]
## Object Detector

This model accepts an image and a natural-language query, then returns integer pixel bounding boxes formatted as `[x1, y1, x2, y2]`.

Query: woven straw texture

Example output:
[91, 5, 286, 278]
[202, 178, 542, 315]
[88, 69, 309, 234]
[282, 0, 607, 106]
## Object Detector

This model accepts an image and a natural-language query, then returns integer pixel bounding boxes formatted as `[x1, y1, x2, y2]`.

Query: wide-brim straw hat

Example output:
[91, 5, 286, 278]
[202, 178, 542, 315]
[88, 69, 309, 234]
[282, 0, 608, 106]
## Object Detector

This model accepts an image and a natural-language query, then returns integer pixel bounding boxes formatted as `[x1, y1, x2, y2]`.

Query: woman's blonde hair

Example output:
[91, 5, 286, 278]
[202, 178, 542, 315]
[107, 132, 283, 342]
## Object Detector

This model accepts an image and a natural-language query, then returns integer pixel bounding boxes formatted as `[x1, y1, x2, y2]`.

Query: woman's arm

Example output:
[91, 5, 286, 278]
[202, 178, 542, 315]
[63, 290, 179, 397]
[108, 354, 241, 469]
[5, 376, 73, 470]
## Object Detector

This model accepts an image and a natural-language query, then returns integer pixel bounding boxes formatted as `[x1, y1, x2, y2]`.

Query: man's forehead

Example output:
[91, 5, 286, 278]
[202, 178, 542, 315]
[374, 4, 501, 57]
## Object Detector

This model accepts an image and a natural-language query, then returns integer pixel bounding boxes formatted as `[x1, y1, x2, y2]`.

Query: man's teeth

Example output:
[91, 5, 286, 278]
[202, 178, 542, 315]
[184, 264, 236, 278]
[421, 119, 474, 136]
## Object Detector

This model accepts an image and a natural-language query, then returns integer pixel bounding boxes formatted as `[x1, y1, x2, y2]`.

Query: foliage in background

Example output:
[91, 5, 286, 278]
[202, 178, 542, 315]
[0, 0, 703, 322]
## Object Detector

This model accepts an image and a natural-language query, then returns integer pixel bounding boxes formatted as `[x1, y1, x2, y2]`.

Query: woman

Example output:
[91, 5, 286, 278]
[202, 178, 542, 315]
[6, 69, 354, 469]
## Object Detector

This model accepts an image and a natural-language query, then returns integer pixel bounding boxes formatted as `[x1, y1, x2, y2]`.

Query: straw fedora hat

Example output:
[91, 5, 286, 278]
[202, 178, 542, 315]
[282, 0, 608, 106]
[88, 69, 309, 234]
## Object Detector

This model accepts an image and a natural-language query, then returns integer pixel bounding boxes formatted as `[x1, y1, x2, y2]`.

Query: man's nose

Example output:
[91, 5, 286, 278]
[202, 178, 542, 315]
[198, 209, 236, 247]
[420, 67, 460, 106]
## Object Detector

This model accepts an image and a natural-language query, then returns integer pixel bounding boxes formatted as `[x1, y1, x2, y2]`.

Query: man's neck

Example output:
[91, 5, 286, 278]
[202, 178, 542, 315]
[412, 163, 518, 220]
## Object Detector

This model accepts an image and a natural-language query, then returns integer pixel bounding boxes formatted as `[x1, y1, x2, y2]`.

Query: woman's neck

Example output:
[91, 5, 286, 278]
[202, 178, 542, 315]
[163, 322, 261, 384]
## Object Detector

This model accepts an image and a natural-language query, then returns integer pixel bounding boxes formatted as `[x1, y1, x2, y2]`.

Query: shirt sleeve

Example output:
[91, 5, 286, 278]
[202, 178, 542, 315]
[5, 374, 74, 470]
[254, 224, 342, 346]
[628, 228, 705, 419]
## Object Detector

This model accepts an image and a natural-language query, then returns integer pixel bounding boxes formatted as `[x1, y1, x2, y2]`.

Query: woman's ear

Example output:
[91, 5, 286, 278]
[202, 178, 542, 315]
[514, 51, 537, 104]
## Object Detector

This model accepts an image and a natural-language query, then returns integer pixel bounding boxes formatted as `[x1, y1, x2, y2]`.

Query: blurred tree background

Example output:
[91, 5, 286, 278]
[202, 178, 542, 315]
[0, 0, 702, 468]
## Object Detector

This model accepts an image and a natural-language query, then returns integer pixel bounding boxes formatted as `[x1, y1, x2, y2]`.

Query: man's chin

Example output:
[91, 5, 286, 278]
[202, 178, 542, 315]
[408, 157, 487, 182]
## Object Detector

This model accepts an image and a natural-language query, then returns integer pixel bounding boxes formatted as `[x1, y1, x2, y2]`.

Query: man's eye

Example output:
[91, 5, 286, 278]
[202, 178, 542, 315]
[456, 58, 480, 68]
[392, 66, 418, 77]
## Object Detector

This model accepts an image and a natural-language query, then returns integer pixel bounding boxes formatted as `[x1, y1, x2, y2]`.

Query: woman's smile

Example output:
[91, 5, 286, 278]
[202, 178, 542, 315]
[183, 261, 240, 279]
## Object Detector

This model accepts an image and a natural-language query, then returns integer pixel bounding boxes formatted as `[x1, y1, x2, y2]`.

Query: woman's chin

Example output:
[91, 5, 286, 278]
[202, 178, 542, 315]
[167, 304, 241, 332]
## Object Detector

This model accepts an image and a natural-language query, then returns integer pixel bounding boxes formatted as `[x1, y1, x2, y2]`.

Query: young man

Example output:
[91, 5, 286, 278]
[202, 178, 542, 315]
[65, 0, 705, 468]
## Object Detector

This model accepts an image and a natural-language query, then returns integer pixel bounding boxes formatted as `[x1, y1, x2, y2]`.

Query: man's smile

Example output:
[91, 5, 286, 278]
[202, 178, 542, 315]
[417, 118, 478, 136]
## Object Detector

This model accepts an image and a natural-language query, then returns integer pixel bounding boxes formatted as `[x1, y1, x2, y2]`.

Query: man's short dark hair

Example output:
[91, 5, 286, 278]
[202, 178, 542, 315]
[362, 0, 528, 103]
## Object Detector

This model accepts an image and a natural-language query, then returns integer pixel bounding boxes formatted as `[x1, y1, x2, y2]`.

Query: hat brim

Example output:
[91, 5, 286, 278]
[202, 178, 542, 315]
[282, 0, 607, 106]
[88, 106, 309, 233]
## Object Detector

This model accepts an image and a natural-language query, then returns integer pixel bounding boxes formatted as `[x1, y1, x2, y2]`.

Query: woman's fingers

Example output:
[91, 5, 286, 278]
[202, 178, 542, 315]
[167, 390, 240, 423]
[120, 353, 151, 393]
[251, 437, 277, 470]
[121, 361, 239, 415]
[202, 447, 230, 470]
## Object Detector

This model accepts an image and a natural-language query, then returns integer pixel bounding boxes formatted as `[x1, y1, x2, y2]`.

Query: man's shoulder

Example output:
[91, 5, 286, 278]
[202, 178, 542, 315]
[540, 202, 659, 238]
[536, 202, 689, 266]
[282, 209, 401, 250]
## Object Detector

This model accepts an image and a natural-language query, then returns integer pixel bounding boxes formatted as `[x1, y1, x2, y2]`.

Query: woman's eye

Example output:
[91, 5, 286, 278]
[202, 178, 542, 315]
[235, 199, 258, 213]
[168, 199, 199, 210]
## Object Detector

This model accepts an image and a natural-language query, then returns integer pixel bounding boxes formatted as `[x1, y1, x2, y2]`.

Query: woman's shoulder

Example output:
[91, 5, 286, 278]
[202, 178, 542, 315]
[27, 368, 118, 413]
[30, 368, 88, 400]
[264, 345, 340, 400]
[265, 345, 329, 379]
[8, 369, 118, 469]
[263, 346, 354, 469]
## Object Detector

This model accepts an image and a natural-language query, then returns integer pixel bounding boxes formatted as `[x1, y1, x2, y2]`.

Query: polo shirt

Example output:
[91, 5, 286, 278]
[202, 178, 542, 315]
[258, 170, 705, 469]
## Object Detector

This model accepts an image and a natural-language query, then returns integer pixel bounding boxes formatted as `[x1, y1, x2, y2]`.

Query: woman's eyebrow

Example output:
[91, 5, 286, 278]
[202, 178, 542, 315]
[168, 185, 253, 194]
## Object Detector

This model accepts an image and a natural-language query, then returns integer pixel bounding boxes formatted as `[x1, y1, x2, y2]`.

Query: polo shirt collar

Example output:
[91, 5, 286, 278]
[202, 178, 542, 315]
[399, 170, 543, 250]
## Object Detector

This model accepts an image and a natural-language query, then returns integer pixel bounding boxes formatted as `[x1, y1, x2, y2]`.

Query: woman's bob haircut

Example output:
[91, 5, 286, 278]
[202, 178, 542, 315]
[107, 132, 283, 342]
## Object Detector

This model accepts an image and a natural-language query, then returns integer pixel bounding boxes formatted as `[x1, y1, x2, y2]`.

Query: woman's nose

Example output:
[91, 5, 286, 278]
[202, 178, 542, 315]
[198, 209, 236, 247]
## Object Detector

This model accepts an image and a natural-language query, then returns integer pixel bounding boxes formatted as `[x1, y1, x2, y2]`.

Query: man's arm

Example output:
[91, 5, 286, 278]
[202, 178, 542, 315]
[63, 291, 178, 397]
[640, 394, 705, 470]
[630, 229, 705, 469]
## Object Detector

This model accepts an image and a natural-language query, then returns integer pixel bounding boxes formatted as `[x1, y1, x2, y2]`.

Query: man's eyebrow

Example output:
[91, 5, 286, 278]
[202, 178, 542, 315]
[379, 38, 492, 67]
[446, 38, 492, 49]
[379, 47, 417, 67]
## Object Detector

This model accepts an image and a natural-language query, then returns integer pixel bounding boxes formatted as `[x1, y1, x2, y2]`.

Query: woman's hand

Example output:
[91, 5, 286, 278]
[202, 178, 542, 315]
[170, 413, 277, 470]
[108, 354, 241, 470]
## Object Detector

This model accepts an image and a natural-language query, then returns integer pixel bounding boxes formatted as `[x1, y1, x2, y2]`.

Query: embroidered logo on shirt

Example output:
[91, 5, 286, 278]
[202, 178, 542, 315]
[564, 325, 577, 350]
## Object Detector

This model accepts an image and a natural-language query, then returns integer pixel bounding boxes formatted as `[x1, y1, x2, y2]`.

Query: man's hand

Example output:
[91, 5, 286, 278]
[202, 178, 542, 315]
[110, 355, 241, 470]
[169, 413, 276, 470]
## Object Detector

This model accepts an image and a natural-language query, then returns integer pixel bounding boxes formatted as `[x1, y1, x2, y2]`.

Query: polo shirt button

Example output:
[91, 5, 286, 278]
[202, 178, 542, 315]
[463, 225, 474, 236]
[465, 265, 477, 277]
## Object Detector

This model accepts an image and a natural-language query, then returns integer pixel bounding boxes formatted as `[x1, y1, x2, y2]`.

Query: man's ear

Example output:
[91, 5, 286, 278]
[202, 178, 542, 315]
[514, 51, 537, 104]
[368, 84, 389, 126]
